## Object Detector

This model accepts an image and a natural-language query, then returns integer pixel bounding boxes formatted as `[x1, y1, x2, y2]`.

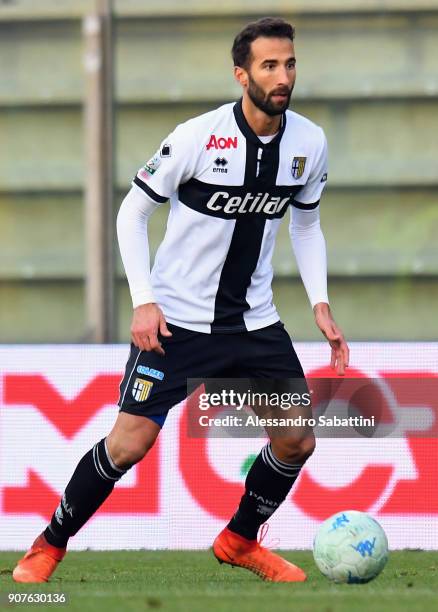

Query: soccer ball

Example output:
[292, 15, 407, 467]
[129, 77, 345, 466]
[313, 510, 389, 583]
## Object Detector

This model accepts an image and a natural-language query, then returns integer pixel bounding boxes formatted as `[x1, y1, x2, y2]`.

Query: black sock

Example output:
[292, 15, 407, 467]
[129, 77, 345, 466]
[227, 443, 304, 540]
[44, 438, 127, 548]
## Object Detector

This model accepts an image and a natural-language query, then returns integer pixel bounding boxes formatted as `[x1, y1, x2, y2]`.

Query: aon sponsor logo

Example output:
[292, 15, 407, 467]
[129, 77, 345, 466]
[206, 191, 291, 215]
[206, 135, 237, 150]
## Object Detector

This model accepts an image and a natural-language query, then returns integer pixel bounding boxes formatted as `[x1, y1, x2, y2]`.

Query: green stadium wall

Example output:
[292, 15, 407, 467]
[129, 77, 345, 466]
[1, 0, 437, 342]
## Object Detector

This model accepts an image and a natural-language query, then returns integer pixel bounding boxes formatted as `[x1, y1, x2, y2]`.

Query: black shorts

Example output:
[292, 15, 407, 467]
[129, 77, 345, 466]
[118, 321, 304, 422]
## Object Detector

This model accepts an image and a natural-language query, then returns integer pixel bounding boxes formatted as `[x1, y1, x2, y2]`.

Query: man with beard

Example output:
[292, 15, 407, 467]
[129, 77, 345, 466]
[13, 17, 348, 584]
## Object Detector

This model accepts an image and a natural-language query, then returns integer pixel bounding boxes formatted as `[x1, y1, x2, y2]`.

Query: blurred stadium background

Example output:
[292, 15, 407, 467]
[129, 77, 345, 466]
[1, 0, 438, 553]
[1, 0, 437, 342]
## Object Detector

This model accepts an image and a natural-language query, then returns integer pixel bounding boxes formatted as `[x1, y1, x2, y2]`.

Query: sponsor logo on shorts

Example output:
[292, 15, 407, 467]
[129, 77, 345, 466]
[321, 172, 328, 183]
[132, 378, 153, 402]
[137, 366, 164, 381]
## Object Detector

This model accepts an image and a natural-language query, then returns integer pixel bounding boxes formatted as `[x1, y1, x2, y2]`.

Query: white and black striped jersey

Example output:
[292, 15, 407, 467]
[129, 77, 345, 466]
[132, 99, 328, 333]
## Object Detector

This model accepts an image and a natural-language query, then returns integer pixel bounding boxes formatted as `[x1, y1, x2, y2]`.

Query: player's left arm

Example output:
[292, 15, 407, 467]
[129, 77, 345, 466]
[290, 129, 349, 375]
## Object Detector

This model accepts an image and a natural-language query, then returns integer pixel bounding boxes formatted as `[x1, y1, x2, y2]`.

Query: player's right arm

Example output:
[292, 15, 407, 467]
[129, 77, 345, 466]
[117, 122, 199, 353]
[116, 185, 172, 354]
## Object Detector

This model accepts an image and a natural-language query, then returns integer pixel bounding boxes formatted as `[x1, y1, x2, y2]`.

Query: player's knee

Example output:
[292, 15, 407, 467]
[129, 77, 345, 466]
[107, 437, 155, 470]
[271, 435, 315, 465]
[110, 444, 146, 469]
[298, 435, 316, 461]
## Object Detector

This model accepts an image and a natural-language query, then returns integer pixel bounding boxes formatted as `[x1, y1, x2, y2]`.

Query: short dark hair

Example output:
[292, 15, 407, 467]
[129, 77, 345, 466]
[232, 17, 295, 69]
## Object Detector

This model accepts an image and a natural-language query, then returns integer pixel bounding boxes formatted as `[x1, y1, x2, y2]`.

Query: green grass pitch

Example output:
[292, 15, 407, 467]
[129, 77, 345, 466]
[1, 550, 438, 612]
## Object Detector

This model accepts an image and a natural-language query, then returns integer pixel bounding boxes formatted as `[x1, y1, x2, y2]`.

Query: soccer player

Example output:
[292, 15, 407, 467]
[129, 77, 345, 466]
[13, 17, 348, 583]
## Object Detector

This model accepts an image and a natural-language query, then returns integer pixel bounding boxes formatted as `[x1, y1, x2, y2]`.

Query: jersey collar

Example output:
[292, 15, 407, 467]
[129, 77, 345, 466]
[233, 97, 287, 147]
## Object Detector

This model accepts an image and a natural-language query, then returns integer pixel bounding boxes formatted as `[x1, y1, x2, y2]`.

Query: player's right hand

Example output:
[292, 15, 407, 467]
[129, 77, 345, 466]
[130, 303, 172, 354]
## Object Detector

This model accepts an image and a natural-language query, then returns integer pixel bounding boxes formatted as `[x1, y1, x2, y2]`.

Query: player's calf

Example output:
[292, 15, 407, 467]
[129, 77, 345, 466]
[226, 439, 312, 541]
[13, 437, 129, 583]
[13, 414, 161, 583]
[215, 437, 312, 582]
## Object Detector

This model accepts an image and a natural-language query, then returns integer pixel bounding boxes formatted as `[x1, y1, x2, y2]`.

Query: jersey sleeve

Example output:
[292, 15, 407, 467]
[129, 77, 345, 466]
[132, 123, 198, 203]
[293, 128, 328, 210]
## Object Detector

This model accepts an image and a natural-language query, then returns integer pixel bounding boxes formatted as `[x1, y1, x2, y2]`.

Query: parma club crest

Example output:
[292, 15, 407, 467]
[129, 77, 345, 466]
[291, 156, 307, 179]
[132, 378, 153, 402]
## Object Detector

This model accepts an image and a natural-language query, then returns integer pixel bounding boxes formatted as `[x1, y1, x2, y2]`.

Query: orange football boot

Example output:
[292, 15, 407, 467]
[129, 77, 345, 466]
[12, 533, 66, 583]
[213, 525, 306, 582]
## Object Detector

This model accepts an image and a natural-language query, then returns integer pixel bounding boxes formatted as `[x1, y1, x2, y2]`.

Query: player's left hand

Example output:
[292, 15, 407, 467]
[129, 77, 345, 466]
[313, 302, 349, 376]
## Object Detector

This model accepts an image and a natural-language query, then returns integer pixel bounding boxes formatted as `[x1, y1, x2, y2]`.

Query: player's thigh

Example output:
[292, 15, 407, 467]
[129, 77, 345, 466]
[237, 322, 315, 461]
[236, 321, 310, 427]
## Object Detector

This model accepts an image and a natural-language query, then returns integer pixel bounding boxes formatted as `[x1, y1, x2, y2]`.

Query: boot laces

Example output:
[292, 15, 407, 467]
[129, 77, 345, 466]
[258, 523, 281, 550]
